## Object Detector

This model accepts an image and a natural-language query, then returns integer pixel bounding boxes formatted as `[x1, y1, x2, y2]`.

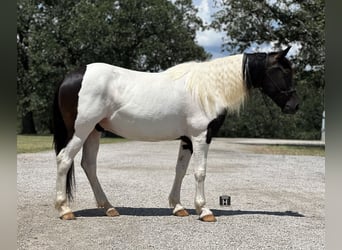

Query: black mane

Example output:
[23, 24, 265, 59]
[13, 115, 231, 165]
[242, 52, 267, 89]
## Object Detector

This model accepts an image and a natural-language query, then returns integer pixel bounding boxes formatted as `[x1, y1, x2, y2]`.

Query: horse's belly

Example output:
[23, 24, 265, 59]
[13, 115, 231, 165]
[103, 106, 186, 141]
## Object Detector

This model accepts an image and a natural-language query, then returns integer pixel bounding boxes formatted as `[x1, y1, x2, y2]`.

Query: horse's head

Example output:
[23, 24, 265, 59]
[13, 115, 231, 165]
[244, 46, 300, 114]
[261, 47, 299, 114]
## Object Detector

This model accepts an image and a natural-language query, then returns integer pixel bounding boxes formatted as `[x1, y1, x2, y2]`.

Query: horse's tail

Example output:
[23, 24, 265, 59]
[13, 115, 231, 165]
[52, 82, 75, 201]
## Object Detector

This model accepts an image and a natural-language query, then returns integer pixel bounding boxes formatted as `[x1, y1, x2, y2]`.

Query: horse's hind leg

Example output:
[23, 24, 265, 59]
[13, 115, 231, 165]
[169, 137, 192, 217]
[55, 134, 85, 219]
[55, 123, 95, 219]
[81, 129, 119, 217]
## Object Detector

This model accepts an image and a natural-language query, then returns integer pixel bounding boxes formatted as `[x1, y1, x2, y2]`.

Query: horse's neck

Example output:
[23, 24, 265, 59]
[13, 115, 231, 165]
[187, 54, 247, 116]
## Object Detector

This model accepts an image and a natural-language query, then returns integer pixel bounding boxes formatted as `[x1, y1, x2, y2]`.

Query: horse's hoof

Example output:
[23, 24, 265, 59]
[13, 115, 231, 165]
[106, 208, 120, 217]
[200, 214, 217, 222]
[60, 212, 76, 220]
[174, 209, 189, 217]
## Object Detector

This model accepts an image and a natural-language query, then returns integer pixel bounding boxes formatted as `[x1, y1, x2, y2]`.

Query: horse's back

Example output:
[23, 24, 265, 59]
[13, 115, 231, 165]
[81, 62, 187, 105]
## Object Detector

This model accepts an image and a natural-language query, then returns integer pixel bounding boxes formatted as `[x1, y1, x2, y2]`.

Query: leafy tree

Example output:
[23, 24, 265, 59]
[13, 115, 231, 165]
[17, 0, 37, 134]
[17, 0, 209, 134]
[212, 0, 325, 139]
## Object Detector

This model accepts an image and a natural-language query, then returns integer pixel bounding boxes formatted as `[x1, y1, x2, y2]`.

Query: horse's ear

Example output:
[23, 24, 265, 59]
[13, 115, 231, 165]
[276, 46, 291, 60]
[268, 46, 291, 65]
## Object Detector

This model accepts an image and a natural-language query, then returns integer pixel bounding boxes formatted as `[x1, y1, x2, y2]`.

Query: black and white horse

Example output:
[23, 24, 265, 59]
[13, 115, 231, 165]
[53, 46, 299, 222]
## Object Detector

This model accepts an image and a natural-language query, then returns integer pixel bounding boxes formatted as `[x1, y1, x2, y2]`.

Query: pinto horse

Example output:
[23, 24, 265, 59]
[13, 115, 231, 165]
[53, 46, 299, 222]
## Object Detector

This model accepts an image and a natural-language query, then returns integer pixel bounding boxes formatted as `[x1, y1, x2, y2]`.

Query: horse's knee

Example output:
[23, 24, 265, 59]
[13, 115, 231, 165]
[176, 164, 188, 178]
[194, 169, 206, 182]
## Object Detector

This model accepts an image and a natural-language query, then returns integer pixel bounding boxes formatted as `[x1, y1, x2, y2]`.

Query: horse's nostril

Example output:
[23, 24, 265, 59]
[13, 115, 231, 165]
[283, 103, 298, 114]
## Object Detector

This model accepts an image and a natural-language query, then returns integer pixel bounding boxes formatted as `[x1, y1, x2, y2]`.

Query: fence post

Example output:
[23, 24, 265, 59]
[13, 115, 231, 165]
[321, 110, 325, 141]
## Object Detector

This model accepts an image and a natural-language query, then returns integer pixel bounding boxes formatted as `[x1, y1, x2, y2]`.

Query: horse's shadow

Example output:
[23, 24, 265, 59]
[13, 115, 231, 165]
[74, 207, 304, 218]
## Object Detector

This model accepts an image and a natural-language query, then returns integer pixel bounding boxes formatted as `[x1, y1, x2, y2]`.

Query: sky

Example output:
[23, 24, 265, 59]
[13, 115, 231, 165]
[193, 0, 228, 59]
[192, 0, 301, 59]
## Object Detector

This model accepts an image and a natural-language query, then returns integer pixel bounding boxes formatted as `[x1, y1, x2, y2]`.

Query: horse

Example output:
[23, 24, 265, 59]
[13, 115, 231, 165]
[53, 46, 299, 222]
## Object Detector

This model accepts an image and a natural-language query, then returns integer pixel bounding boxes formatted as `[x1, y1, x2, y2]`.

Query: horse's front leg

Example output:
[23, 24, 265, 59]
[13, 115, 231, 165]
[169, 137, 193, 217]
[192, 133, 217, 222]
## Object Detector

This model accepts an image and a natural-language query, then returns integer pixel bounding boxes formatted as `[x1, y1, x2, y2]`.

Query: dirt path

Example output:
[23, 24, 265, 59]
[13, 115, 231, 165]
[17, 139, 325, 249]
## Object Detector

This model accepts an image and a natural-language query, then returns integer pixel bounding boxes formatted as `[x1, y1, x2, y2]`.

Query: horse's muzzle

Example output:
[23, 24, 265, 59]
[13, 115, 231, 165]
[282, 96, 300, 114]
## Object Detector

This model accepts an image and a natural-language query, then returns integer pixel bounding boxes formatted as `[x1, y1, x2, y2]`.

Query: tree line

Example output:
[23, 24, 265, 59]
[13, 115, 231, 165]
[212, 0, 325, 139]
[17, 0, 324, 140]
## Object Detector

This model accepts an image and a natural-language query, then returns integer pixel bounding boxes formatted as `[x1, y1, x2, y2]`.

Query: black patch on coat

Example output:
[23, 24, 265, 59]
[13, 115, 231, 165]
[206, 111, 227, 144]
[95, 124, 105, 132]
[180, 136, 193, 154]
[57, 66, 87, 134]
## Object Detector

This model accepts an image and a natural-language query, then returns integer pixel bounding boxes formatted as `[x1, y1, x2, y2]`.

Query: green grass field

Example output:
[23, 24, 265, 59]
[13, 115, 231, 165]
[16, 135, 127, 154]
[17, 135, 324, 156]
[249, 145, 325, 157]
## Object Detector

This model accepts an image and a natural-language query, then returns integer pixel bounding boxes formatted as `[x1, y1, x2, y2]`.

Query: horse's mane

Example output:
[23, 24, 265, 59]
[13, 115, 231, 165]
[165, 61, 198, 80]
[166, 55, 248, 116]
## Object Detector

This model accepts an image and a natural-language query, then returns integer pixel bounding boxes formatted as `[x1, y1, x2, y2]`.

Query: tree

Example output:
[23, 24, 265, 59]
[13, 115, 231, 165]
[17, 0, 210, 134]
[17, 0, 37, 134]
[212, 0, 325, 139]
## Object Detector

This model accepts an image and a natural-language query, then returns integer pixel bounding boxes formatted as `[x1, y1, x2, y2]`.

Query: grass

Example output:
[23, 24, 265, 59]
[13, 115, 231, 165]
[17, 135, 325, 156]
[17, 135, 127, 154]
[249, 145, 325, 157]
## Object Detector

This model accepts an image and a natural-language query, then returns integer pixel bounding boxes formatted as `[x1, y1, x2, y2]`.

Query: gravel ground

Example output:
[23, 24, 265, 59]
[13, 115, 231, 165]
[17, 139, 325, 249]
